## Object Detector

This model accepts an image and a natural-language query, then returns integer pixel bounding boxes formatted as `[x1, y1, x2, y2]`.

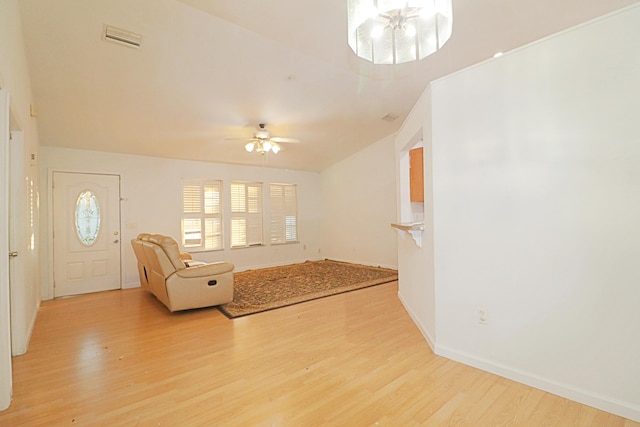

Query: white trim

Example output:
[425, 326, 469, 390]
[123, 281, 141, 289]
[43, 168, 55, 300]
[397, 291, 435, 352]
[12, 302, 39, 356]
[435, 344, 640, 422]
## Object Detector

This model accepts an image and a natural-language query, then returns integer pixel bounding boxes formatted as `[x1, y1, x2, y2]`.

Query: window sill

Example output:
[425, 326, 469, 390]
[270, 241, 300, 246]
[231, 243, 265, 250]
[183, 248, 224, 254]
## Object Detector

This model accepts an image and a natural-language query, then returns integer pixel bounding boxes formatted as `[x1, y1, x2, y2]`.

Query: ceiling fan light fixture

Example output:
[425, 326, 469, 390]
[347, 0, 453, 65]
[229, 124, 296, 156]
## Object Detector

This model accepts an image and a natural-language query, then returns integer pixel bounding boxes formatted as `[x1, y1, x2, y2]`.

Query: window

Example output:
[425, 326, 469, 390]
[181, 179, 222, 251]
[75, 190, 100, 246]
[231, 182, 263, 248]
[270, 183, 298, 244]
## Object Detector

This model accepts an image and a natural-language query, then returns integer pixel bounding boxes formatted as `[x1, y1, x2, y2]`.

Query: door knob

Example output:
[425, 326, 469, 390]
[9, 251, 18, 258]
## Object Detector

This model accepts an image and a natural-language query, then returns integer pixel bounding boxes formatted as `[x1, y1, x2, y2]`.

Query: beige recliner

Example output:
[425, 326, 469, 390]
[131, 233, 234, 312]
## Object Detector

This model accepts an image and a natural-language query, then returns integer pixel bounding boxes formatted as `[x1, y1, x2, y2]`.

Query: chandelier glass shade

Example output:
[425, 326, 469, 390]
[347, 0, 453, 64]
[245, 140, 281, 155]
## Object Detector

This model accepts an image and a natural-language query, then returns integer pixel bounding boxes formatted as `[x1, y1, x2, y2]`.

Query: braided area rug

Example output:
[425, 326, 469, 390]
[218, 259, 397, 318]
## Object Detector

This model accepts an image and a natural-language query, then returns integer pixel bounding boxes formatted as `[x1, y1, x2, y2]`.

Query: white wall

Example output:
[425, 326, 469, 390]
[0, 0, 42, 410]
[39, 138, 401, 299]
[428, 5, 640, 421]
[39, 147, 323, 298]
[320, 134, 397, 269]
[394, 88, 436, 348]
[0, 0, 41, 356]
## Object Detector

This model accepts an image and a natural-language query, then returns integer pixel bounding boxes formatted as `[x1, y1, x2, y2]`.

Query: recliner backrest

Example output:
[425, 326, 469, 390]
[130, 238, 150, 288]
[148, 234, 186, 272]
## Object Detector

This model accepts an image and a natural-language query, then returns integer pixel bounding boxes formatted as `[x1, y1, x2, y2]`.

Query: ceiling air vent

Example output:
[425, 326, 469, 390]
[103, 25, 142, 49]
[381, 113, 399, 122]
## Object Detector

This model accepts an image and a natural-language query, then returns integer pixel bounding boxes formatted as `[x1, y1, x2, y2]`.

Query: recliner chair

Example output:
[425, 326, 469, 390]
[131, 233, 234, 312]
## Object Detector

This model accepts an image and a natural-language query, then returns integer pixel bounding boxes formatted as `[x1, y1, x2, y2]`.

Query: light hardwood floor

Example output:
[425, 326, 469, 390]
[1, 282, 637, 426]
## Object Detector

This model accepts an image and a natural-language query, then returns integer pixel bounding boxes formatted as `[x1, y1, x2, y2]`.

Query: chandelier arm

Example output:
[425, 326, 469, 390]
[415, 19, 420, 59]
[392, 28, 397, 64]
[435, 8, 440, 48]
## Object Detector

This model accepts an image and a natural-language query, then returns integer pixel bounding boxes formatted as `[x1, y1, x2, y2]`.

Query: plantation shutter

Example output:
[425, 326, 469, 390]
[231, 181, 263, 248]
[270, 183, 297, 244]
[182, 182, 202, 247]
[203, 181, 222, 250]
[181, 179, 222, 251]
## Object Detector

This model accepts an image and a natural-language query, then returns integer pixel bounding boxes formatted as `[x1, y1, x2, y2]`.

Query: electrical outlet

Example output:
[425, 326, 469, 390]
[477, 306, 488, 325]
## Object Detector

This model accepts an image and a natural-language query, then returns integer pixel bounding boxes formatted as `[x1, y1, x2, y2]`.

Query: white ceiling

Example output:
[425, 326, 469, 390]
[18, 0, 640, 171]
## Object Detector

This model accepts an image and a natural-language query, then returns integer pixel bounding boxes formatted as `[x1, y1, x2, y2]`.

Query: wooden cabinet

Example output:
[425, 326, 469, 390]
[409, 147, 424, 202]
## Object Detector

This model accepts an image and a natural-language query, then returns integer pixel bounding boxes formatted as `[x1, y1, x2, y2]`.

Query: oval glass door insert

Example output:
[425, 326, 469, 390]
[75, 190, 101, 246]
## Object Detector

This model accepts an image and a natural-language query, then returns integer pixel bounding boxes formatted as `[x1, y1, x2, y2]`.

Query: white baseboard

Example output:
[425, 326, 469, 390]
[122, 281, 141, 289]
[126, 258, 393, 280]
[397, 292, 435, 352]
[234, 257, 324, 273]
[323, 257, 398, 271]
[23, 300, 39, 353]
[11, 299, 40, 356]
[435, 344, 640, 423]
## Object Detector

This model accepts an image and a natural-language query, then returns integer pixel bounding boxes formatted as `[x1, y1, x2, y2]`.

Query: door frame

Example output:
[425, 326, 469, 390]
[46, 170, 123, 300]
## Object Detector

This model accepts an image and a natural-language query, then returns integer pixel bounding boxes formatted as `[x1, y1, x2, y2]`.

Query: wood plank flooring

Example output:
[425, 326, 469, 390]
[1, 282, 637, 426]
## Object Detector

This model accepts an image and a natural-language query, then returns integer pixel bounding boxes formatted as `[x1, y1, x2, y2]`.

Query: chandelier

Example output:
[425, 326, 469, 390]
[347, 0, 453, 65]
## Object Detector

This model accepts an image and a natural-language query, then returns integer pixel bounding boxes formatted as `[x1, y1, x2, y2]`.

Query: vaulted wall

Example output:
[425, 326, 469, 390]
[396, 4, 640, 421]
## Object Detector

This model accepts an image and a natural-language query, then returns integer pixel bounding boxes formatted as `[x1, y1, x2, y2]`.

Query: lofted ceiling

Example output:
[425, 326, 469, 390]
[18, 0, 640, 172]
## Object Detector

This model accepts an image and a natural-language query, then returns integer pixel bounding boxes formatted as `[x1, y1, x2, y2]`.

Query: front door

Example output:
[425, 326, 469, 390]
[53, 172, 121, 297]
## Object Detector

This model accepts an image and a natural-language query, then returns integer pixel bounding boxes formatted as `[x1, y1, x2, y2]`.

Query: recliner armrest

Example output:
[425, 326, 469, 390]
[183, 260, 207, 268]
[175, 261, 234, 278]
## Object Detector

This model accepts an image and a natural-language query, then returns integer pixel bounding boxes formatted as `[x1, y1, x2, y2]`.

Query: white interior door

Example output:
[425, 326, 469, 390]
[53, 172, 121, 297]
[0, 88, 13, 410]
[9, 130, 26, 356]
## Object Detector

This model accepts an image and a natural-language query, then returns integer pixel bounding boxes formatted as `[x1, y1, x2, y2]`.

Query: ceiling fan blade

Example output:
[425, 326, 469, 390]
[224, 137, 258, 142]
[270, 137, 300, 143]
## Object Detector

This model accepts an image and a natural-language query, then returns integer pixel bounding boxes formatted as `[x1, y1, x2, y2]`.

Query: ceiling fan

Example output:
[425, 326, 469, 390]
[227, 123, 300, 155]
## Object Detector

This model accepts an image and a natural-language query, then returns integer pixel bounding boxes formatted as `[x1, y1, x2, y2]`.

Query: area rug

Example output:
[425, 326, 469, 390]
[218, 259, 398, 318]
